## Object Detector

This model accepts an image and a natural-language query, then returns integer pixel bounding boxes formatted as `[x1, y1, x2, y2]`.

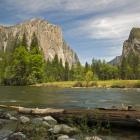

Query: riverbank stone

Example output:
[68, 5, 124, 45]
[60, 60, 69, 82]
[32, 117, 43, 126]
[43, 116, 57, 125]
[0, 119, 6, 128]
[0, 130, 13, 140]
[10, 116, 17, 121]
[42, 121, 51, 128]
[19, 116, 30, 124]
[57, 135, 69, 140]
[8, 132, 26, 140]
[85, 136, 102, 140]
[49, 124, 79, 135]
[0, 119, 11, 129]
[57, 135, 76, 140]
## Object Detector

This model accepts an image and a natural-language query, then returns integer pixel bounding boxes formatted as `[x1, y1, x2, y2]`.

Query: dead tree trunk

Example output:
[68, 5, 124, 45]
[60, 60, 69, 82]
[0, 105, 140, 128]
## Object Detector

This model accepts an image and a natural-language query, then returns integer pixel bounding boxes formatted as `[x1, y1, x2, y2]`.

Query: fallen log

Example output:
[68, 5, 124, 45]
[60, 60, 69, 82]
[52, 109, 140, 128]
[0, 105, 64, 115]
[0, 105, 140, 128]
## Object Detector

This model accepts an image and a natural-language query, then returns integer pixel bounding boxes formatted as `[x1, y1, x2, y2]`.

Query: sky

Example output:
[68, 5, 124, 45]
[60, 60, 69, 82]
[0, 0, 140, 64]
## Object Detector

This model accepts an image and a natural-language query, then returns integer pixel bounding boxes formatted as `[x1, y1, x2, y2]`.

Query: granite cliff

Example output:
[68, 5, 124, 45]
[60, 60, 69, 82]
[122, 27, 140, 58]
[0, 18, 79, 66]
[109, 27, 140, 65]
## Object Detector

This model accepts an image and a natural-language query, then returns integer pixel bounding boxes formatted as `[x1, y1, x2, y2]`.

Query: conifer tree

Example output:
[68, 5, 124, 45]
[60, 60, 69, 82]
[64, 61, 69, 81]
[30, 33, 40, 54]
[21, 33, 28, 48]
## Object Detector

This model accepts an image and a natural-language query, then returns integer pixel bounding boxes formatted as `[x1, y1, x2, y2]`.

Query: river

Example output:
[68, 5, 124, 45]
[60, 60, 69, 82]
[0, 86, 140, 109]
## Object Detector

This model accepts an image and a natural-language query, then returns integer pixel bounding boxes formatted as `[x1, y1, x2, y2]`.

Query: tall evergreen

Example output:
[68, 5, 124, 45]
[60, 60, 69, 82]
[21, 33, 28, 48]
[64, 61, 69, 81]
[30, 33, 40, 54]
[11, 46, 30, 85]
[85, 62, 90, 73]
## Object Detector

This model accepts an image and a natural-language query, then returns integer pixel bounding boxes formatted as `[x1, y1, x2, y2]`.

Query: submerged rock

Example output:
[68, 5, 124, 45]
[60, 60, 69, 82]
[49, 124, 79, 135]
[8, 132, 26, 140]
[19, 116, 30, 124]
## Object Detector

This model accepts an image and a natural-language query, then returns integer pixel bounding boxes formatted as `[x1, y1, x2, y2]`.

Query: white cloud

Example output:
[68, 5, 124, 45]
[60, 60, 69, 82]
[7, 0, 139, 15]
[66, 13, 140, 40]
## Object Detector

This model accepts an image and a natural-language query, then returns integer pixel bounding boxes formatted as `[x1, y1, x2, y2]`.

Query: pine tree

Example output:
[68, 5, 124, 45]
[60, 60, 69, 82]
[11, 46, 30, 85]
[21, 33, 28, 48]
[30, 33, 40, 54]
[120, 57, 128, 80]
[64, 61, 69, 81]
[85, 62, 90, 73]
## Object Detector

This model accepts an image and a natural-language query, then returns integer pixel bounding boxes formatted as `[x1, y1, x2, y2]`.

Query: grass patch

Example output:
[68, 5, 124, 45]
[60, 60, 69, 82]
[32, 80, 140, 88]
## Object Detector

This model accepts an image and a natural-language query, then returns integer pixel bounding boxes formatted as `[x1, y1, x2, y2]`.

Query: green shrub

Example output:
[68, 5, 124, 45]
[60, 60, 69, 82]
[73, 81, 83, 87]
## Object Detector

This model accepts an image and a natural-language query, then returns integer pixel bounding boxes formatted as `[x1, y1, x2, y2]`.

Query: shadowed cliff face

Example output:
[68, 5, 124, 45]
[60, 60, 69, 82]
[0, 18, 79, 66]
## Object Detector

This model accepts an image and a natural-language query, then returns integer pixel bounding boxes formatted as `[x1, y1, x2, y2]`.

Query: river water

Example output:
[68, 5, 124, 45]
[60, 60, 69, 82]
[0, 86, 140, 140]
[0, 86, 140, 109]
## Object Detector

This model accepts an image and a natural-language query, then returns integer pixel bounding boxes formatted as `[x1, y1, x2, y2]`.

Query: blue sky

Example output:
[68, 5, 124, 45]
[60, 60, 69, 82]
[0, 0, 140, 64]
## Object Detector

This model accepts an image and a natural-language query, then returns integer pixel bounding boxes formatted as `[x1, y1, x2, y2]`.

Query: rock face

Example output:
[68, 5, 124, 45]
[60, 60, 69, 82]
[108, 56, 121, 65]
[109, 27, 140, 65]
[0, 18, 79, 66]
[122, 27, 140, 58]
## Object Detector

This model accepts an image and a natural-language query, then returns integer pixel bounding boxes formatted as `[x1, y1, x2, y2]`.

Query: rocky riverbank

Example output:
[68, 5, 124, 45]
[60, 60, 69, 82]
[0, 109, 140, 140]
[0, 110, 103, 140]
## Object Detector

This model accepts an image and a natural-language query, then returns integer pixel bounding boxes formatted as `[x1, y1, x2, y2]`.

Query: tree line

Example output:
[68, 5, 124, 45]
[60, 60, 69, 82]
[0, 33, 140, 85]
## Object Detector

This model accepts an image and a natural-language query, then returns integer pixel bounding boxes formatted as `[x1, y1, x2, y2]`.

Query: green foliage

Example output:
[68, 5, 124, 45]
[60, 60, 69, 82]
[64, 61, 69, 81]
[1, 32, 140, 85]
[27, 54, 44, 84]
[0, 52, 12, 84]
[91, 58, 119, 80]
[11, 46, 30, 85]
[71, 62, 85, 81]
[85, 70, 94, 83]
[45, 55, 65, 82]
[84, 62, 90, 73]
[120, 53, 140, 80]
[0, 33, 45, 85]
